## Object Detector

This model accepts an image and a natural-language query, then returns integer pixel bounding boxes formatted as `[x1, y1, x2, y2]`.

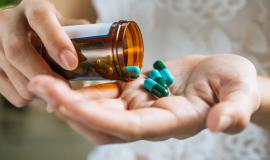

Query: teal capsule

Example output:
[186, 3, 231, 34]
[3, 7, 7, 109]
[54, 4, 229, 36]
[144, 78, 169, 97]
[153, 60, 174, 86]
[149, 69, 167, 88]
[125, 66, 141, 78]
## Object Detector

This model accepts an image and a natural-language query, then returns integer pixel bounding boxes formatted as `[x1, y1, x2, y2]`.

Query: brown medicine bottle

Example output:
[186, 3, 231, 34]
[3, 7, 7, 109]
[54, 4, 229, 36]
[37, 20, 144, 81]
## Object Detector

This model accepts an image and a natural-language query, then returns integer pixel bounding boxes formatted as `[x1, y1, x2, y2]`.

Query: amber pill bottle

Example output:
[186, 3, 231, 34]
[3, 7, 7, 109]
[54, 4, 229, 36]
[38, 20, 144, 81]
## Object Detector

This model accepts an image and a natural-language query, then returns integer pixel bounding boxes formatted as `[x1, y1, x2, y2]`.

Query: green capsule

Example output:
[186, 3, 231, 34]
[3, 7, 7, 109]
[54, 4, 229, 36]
[144, 78, 169, 97]
[153, 60, 174, 86]
[149, 69, 167, 88]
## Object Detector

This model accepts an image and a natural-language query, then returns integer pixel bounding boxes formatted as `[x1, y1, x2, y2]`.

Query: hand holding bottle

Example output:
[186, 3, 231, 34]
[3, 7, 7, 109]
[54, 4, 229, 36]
[0, 0, 88, 107]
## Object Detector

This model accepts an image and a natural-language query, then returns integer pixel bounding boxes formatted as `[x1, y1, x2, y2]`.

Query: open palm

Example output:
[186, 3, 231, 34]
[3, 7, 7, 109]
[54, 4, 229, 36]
[28, 54, 260, 144]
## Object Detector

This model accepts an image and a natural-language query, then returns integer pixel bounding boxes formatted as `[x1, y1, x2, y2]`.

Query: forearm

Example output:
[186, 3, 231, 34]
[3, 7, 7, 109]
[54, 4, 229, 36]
[251, 76, 270, 131]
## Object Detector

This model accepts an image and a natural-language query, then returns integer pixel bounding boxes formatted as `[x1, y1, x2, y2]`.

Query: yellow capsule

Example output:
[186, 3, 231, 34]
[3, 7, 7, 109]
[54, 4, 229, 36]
[106, 66, 114, 75]
[95, 59, 114, 75]
[107, 55, 113, 64]
[95, 59, 102, 66]
[96, 59, 107, 67]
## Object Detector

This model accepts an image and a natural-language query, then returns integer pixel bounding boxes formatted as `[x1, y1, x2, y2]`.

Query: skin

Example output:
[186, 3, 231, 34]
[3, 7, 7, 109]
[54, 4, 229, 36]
[1, 0, 270, 144]
[252, 77, 270, 132]
[28, 54, 261, 144]
[0, 0, 90, 107]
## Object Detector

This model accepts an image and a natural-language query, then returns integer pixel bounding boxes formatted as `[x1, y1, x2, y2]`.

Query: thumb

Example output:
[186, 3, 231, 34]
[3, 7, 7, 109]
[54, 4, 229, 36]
[206, 90, 260, 134]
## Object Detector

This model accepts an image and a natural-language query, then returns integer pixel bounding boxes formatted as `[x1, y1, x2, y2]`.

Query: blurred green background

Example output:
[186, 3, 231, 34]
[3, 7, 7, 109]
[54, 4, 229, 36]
[0, 1, 94, 160]
[0, 0, 20, 8]
[0, 98, 93, 160]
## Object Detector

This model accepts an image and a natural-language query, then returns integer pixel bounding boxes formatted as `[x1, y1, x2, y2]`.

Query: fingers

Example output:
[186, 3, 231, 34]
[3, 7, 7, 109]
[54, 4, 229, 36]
[0, 3, 60, 106]
[0, 68, 28, 107]
[1, 18, 56, 80]
[24, 0, 78, 70]
[78, 83, 120, 99]
[28, 76, 203, 141]
[57, 96, 200, 141]
[151, 96, 206, 138]
[54, 106, 125, 144]
[27, 75, 142, 140]
[0, 44, 34, 101]
[205, 56, 260, 133]
[0, 59, 33, 100]
[27, 75, 131, 141]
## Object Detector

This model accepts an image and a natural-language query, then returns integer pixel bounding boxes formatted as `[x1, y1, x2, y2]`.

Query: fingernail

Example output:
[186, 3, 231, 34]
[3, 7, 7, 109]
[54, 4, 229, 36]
[59, 50, 78, 70]
[216, 116, 232, 131]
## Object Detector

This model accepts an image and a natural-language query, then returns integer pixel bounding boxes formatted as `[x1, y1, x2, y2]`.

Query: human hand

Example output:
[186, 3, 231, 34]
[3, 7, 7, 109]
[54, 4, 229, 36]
[0, 0, 88, 107]
[28, 54, 260, 144]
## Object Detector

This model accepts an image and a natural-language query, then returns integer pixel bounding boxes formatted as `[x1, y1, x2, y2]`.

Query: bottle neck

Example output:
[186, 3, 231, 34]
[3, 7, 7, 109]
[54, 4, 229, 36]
[111, 20, 144, 80]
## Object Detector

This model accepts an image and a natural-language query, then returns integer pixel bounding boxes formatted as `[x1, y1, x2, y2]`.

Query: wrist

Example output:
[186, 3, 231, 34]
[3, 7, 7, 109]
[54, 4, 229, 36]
[251, 76, 270, 130]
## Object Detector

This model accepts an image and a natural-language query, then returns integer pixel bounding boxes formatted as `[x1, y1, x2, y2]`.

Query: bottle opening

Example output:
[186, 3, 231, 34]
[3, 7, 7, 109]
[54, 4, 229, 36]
[113, 21, 144, 80]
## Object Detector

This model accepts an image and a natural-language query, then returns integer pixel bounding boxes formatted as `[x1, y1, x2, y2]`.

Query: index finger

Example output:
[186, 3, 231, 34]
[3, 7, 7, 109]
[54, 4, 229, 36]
[24, 0, 78, 70]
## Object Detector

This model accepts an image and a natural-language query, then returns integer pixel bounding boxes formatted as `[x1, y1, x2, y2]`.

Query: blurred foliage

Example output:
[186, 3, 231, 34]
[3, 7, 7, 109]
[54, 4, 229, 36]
[0, 0, 21, 8]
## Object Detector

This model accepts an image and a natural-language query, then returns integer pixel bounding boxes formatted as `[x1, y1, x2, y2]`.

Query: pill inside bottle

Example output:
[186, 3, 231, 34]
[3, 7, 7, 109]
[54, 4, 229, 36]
[36, 20, 144, 81]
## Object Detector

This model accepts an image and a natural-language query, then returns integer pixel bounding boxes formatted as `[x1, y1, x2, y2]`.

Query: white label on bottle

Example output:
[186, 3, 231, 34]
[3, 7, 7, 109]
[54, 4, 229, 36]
[63, 23, 113, 39]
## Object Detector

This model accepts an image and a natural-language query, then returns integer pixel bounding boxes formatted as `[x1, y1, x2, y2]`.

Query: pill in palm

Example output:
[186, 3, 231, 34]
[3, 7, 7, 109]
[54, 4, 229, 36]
[125, 66, 141, 78]
[149, 69, 167, 88]
[144, 78, 169, 97]
[153, 60, 174, 86]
